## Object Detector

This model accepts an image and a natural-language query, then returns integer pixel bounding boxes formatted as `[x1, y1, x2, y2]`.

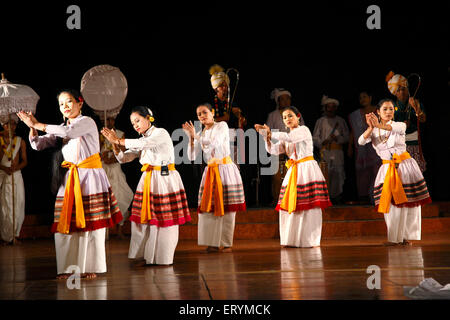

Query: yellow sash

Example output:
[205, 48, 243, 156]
[200, 156, 232, 217]
[280, 156, 315, 214]
[378, 152, 411, 213]
[141, 163, 176, 223]
[58, 153, 103, 234]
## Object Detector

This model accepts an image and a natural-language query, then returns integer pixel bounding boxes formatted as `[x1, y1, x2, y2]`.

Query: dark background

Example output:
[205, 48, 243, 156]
[1, 1, 448, 221]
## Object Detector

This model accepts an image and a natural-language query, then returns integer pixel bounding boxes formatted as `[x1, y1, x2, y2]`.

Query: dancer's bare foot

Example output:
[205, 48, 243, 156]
[221, 247, 232, 253]
[206, 246, 220, 253]
[383, 241, 399, 246]
[56, 274, 70, 280]
[81, 273, 97, 279]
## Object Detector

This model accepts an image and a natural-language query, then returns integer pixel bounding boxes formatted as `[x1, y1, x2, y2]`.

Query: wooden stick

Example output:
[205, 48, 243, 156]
[8, 114, 16, 245]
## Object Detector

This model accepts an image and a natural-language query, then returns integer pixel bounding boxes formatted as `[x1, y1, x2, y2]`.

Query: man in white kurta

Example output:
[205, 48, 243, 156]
[100, 127, 133, 229]
[313, 96, 349, 202]
[0, 133, 25, 243]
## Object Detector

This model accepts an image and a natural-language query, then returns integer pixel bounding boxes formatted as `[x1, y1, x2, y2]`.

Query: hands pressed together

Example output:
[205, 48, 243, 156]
[365, 112, 380, 129]
[100, 127, 120, 145]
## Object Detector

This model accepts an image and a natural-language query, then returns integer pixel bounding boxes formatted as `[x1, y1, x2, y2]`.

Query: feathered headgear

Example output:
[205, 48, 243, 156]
[209, 64, 230, 90]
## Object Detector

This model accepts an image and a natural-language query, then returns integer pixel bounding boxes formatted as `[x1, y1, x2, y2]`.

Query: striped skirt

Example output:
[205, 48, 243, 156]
[373, 157, 431, 210]
[52, 168, 123, 233]
[275, 159, 332, 212]
[197, 162, 246, 214]
[129, 169, 191, 227]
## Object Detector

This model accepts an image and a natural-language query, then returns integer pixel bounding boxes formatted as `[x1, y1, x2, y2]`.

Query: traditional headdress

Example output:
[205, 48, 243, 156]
[386, 71, 408, 95]
[270, 88, 291, 106]
[209, 64, 230, 90]
[321, 95, 339, 107]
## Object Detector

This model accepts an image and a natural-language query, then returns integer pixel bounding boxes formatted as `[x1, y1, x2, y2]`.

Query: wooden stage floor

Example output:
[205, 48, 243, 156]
[1, 234, 450, 301]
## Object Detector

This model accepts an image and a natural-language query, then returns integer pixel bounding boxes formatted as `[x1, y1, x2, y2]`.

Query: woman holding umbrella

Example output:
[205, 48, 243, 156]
[17, 89, 123, 279]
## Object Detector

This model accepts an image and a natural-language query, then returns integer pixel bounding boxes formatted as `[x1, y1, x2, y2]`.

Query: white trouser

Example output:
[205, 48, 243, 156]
[384, 205, 421, 243]
[279, 208, 322, 247]
[128, 222, 179, 265]
[198, 212, 236, 247]
[54, 228, 107, 275]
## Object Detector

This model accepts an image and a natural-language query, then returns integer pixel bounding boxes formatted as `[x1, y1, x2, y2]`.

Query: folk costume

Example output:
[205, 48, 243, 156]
[387, 71, 427, 172]
[30, 114, 123, 275]
[358, 120, 431, 243]
[115, 123, 191, 265]
[0, 116, 25, 242]
[100, 129, 133, 226]
[312, 96, 349, 200]
[265, 125, 332, 247]
[188, 121, 246, 248]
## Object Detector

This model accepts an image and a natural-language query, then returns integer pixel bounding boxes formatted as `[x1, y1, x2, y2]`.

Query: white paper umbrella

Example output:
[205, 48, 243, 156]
[0, 73, 40, 244]
[80, 65, 128, 125]
[0, 73, 39, 115]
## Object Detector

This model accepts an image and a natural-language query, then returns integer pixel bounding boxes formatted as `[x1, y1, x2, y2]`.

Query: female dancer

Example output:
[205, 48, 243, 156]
[101, 106, 191, 265]
[182, 103, 246, 253]
[18, 89, 123, 279]
[0, 115, 27, 244]
[358, 99, 431, 245]
[255, 106, 332, 248]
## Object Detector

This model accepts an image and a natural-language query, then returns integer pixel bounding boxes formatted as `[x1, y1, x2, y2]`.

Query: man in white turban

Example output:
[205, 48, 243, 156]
[0, 114, 27, 244]
[209, 64, 246, 129]
[313, 95, 349, 204]
[386, 71, 427, 172]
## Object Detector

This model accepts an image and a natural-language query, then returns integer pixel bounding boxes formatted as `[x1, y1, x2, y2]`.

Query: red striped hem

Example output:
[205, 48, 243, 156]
[275, 199, 332, 212]
[129, 214, 192, 227]
[374, 197, 432, 212]
[51, 211, 123, 233]
[197, 203, 247, 214]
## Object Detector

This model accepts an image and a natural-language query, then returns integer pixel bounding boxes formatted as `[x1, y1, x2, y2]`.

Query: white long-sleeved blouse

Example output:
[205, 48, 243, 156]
[358, 120, 407, 160]
[188, 121, 230, 162]
[265, 125, 314, 160]
[29, 115, 100, 163]
[115, 126, 175, 166]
